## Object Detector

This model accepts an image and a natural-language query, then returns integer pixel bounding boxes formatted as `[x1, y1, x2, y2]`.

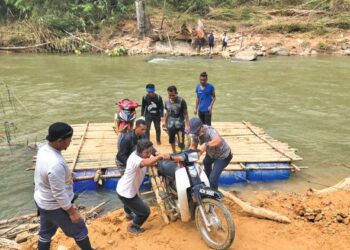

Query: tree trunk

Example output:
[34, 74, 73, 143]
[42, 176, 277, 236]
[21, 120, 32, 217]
[135, 0, 152, 39]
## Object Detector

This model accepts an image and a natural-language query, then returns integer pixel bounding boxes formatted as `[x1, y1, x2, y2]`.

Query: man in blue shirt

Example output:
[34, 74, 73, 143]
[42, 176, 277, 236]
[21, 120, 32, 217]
[194, 72, 216, 126]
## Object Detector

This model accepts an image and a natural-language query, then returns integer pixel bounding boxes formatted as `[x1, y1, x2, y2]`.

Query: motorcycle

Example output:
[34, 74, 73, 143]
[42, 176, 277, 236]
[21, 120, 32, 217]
[114, 98, 139, 146]
[157, 149, 235, 250]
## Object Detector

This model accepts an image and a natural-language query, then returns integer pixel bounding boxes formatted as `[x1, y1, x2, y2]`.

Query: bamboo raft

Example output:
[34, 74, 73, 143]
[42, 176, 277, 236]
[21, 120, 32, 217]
[47, 120, 302, 186]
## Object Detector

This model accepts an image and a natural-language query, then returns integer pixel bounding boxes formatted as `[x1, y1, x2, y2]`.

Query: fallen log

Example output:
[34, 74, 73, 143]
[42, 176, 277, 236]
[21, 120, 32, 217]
[313, 177, 350, 194]
[0, 213, 37, 226]
[0, 42, 50, 51]
[219, 189, 291, 224]
[0, 237, 20, 249]
[84, 200, 110, 219]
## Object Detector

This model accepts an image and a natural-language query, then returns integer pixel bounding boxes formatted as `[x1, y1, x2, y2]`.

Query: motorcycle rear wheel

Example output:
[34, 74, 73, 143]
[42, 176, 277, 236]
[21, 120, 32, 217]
[195, 198, 235, 250]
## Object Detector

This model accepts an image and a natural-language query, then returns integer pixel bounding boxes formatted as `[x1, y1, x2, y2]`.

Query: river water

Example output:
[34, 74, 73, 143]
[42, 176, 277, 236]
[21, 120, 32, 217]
[0, 54, 349, 219]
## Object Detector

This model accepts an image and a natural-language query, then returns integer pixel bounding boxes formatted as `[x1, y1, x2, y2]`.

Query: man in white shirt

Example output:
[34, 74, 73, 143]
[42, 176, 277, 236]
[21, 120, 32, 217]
[34, 122, 93, 250]
[117, 139, 169, 234]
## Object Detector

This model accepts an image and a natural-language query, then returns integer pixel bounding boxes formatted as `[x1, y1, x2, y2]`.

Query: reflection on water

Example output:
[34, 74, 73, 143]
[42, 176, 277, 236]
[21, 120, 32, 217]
[0, 54, 349, 219]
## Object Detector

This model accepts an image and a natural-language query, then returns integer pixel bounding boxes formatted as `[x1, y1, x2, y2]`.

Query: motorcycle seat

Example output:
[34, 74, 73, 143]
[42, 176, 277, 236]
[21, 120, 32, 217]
[157, 160, 177, 179]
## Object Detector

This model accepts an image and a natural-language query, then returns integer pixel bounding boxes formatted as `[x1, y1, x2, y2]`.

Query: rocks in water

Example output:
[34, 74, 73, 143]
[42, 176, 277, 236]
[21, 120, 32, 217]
[233, 50, 258, 61]
[340, 49, 350, 56]
[268, 46, 290, 56]
[221, 51, 231, 59]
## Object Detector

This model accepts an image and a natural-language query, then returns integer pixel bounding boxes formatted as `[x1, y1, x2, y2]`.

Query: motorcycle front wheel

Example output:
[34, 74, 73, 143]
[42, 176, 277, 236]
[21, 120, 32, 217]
[195, 198, 235, 250]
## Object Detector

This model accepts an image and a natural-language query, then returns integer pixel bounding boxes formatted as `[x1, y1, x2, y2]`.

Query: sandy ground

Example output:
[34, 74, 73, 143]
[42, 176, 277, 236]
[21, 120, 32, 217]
[22, 190, 350, 250]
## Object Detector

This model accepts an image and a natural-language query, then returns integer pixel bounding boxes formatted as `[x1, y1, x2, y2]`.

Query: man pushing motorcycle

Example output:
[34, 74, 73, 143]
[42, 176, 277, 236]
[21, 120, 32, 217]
[189, 118, 233, 190]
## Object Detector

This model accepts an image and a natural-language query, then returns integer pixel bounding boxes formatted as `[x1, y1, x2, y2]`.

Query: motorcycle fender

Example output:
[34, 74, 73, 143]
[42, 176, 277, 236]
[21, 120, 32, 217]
[118, 121, 128, 132]
[175, 168, 191, 222]
[199, 169, 210, 187]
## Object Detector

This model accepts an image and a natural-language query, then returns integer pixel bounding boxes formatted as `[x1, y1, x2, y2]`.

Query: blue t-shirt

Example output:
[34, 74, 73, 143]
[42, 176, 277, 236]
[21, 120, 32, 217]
[195, 83, 215, 112]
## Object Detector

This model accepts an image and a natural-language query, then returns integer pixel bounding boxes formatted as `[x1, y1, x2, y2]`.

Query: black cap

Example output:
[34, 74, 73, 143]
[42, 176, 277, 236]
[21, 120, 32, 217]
[46, 122, 73, 142]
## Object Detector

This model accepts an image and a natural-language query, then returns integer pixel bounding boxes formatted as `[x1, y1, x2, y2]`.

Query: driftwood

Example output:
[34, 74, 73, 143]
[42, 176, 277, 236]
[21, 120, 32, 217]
[313, 177, 350, 194]
[64, 30, 104, 51]
[0, 237, 20, 249]
[0, 42, 50, 51]
[84, 200, 109, 219]
[0, 213, 36, 226]
[219, 189, 291, 224]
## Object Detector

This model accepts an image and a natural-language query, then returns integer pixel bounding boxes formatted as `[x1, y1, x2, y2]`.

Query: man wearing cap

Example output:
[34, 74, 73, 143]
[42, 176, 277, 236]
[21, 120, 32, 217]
[141, 83, 164, 145]
[194, 72, 216, 126]
[189, 118, 232, 190]
[34, 122, 93, 250]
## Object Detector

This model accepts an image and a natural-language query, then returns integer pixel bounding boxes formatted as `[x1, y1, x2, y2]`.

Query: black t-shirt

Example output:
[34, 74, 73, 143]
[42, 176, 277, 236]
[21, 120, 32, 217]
[165, 96, 187, 120]
[141, 94, 164, 117]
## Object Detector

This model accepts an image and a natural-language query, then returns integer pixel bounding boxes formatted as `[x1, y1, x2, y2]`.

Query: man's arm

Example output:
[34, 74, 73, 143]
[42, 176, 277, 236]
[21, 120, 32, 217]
[159, 96, 164, 117]
[194, 94, 199, 115]
[140, 154, 169, 167]
[116, 134, 131, 165]
[48, 165, 82, 223]
[163, 106, 169, 128]
[141, 96, 146, 117]
[208, 89, 216, 113]
[182, 100, 190, 130]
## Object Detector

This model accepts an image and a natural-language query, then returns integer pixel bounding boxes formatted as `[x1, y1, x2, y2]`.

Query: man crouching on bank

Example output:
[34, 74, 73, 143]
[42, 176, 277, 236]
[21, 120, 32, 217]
[117, 139, 169, 234]
[34, 122, 93, 250]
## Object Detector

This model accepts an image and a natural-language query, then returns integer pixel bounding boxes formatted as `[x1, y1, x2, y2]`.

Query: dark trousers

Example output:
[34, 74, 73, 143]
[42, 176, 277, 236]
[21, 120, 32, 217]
[37, 205, 89, 248]
[203, 153, 233, 190]
[117, 193, 150, 226]
[198, 111, 212, 126]
[145, 116, 161, 142]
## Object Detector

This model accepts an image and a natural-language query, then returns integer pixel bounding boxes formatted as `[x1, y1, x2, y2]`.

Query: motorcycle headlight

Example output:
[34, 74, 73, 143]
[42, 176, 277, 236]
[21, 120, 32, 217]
[187, 152, 199, 162]
[188, 165, 198, 178]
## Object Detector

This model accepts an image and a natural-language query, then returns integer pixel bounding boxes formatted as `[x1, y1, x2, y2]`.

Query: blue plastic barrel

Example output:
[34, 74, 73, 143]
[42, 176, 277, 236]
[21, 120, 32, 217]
[245, 163, 291, 182]
[103, 168, 121, 191]
[219, 170, 247, 186]
[73, 170, 98, 193]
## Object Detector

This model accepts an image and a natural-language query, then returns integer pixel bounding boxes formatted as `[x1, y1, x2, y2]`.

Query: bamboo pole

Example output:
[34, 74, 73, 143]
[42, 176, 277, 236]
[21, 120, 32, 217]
[219, 189, 291, 224]
[242, 120, 302, 163]
[148, 167, 169, 224]
[71, 122, 89, 171]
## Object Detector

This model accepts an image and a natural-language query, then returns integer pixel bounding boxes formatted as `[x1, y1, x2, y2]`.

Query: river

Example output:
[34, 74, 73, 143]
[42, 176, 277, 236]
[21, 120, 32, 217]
[0, 54, 349, 219]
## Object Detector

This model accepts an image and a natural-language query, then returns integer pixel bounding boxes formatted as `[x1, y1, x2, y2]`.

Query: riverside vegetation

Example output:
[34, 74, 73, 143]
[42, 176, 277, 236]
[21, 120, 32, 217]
[0, 1, 349, 57]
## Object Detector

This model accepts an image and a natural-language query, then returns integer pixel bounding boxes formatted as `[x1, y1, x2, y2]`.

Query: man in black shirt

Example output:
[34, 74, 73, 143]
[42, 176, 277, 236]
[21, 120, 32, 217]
[141, 83, 164, 145]
[116, 119, 157, 173]
[163, 86, 189, 153]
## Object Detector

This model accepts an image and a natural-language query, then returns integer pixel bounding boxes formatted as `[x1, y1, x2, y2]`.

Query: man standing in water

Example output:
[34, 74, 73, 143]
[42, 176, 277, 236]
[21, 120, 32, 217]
[34, 122, 93, 250]
[194, 72, 216, 126]
[163, 86, 190, 153]
[189, 118, 232, 190]
[117, 139, 169, 233]
[141, 83, 164, 145]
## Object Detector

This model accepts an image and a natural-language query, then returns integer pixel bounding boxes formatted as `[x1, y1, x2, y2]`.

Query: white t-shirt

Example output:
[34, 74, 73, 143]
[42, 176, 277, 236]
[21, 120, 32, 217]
[116, 151, 146, 198]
